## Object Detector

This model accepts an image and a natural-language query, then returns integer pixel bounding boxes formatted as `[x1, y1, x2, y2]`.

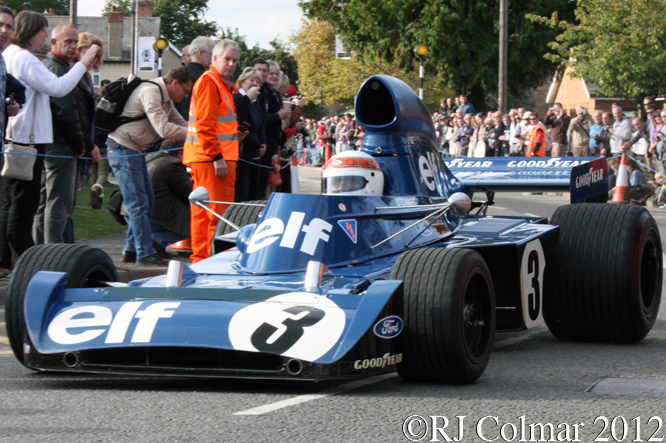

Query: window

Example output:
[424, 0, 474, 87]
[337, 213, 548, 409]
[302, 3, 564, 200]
[92, 70, 101, 87]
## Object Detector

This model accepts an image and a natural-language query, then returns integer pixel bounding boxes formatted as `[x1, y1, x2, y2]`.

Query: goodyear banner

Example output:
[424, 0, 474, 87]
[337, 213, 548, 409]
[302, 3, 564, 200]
[442, 156, 606, 197]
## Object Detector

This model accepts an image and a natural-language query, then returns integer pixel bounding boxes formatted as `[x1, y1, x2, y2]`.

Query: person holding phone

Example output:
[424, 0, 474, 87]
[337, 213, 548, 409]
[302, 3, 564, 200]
[0, 11, 99, 272]
[233, 67, 266, 202]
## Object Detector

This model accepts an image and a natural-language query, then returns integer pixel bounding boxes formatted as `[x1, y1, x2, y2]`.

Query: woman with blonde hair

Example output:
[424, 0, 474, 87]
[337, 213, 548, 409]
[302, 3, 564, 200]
[233, 67, 265, 202]
[75, 32, 109, 210]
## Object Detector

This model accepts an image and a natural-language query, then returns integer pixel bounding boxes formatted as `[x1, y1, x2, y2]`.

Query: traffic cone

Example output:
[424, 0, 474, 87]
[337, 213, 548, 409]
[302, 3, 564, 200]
[612, 153, 630, 203]
[324, 143, 332, 165]
[291, 155, 300, 194]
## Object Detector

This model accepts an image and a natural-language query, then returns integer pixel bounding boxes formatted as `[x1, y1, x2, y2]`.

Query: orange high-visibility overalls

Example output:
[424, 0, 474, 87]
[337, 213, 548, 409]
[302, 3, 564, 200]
[183, 66, 239, 262]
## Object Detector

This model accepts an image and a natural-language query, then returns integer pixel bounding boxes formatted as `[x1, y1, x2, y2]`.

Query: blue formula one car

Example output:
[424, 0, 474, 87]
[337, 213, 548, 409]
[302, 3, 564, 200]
[5, 75, 662, 384]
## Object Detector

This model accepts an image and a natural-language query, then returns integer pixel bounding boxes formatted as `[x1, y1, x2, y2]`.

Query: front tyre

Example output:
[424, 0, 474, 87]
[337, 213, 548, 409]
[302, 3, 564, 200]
[5, 244, 118, 367]
[390, 248, 495, 383]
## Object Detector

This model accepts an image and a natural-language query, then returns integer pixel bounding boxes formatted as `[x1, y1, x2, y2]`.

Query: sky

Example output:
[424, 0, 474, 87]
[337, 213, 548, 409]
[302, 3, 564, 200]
[76, 0, 306, 50]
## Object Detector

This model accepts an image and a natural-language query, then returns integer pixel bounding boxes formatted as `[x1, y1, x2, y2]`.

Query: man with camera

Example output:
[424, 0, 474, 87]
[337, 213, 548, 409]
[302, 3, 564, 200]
[545, 103, 571, 156]
[568, 105, 592, 156]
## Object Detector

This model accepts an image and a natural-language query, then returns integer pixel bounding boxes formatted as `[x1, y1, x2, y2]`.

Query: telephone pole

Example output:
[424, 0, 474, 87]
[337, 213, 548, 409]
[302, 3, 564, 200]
[498, 0, 508, 113]
[69, 0, 77, 27]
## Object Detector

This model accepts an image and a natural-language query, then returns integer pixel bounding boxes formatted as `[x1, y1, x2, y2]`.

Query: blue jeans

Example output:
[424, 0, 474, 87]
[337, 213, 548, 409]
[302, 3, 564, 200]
[151, 222, 187, 248]
[107, 143, 156, 259]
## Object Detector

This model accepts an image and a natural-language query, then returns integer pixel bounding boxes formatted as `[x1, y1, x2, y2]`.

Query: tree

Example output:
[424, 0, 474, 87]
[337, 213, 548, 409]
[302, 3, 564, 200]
[529, 0, 666, 100]
[291, 18, 453, 109]
[299, 0, 576, 110]
[102, 0, 132, 16]
[153, 0, 217, 48]
[219, 27, 299, 85]
[5, 0, 68, 15]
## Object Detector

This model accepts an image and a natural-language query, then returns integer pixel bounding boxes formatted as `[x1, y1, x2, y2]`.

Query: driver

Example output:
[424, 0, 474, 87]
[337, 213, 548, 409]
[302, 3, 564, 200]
[322, 151, 384, 196]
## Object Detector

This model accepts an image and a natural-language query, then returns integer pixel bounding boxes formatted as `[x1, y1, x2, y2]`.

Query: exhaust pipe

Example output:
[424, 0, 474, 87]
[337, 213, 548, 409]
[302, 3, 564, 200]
[286, 359, 303, 376]
[63, 352, 80, 368]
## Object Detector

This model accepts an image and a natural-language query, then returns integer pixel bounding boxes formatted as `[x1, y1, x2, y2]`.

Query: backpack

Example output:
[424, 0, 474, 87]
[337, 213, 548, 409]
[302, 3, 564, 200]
[94, 76, 161, 132]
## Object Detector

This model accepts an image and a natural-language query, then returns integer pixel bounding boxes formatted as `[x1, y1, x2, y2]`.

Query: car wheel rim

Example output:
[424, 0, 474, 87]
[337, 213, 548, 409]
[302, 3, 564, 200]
[640, 236, 660, 316]
[462, 273, 492, 361]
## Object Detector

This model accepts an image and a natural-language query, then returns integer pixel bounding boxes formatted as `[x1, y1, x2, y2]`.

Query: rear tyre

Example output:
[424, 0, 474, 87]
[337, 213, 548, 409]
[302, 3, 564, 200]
[390, 248, 495, 383]
[5, 244, 118, 367]
[544, 203, 662, 343]
[211, 200, 266, 255]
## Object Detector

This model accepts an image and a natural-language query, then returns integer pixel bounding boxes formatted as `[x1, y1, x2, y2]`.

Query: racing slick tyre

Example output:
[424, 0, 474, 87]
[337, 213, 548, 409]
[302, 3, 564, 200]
[211, 200, 266, 255]
[5, 244, 118, 368]
[390, 248, 495, 383]
[544, 203, 662, 343]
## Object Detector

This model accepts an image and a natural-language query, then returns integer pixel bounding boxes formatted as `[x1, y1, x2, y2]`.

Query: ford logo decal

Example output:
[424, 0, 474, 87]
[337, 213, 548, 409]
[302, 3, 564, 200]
[373, 316, 403, 339]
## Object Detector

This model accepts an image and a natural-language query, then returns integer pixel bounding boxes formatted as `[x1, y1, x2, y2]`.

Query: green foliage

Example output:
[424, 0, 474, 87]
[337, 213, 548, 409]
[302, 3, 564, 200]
[529, 0, 666, 99]
[219, 27, 299, 85]
[154, 0, 217, 48]
[299, 0, 576, 109]
[4, 0, 68, 15]
[73, 185, 127, 240]
[102, 0, 132, 16]
[291, 19, 453, 110]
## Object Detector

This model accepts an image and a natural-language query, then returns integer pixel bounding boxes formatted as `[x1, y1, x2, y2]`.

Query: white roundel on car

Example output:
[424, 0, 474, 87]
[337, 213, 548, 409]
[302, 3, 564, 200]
[520, 239, 546, 329]
[228, 292, 346, 362]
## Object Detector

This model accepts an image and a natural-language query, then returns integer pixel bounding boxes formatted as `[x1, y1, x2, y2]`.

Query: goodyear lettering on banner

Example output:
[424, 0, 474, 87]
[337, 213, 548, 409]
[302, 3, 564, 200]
[446, 157, 589, 169]
[338, 219, 357, 244]
[574, 166, 604, 189]
[354, 353, 403, 370]
[373, 315, 403, 339]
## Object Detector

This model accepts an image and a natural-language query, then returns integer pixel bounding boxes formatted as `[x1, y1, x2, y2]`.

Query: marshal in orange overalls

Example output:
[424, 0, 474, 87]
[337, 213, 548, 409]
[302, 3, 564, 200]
[183, 66, 239, 262]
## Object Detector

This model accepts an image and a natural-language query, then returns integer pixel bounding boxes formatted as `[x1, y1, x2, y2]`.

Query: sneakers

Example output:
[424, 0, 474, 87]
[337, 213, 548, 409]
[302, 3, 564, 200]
[137, 253, 167, 267]
[90, 184, 104, 209]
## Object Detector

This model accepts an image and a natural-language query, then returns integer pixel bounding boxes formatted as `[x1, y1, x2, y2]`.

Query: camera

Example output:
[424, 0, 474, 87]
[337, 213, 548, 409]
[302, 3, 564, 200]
[238, 121, 250, 132]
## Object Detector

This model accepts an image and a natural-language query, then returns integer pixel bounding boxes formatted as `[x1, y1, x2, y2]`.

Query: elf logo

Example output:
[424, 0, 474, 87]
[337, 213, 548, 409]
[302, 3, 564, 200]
[47, 302, 180, 345]
[418, 152, 444, 194]
[247, 211, 333, 255]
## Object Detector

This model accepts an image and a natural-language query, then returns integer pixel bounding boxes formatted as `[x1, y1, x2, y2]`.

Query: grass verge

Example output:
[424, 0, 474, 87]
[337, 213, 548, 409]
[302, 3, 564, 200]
[73, 184, 127, 240]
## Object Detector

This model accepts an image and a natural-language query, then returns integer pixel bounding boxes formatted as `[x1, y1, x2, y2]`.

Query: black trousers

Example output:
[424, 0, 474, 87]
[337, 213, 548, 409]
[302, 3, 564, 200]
[0, 144, 45, 268]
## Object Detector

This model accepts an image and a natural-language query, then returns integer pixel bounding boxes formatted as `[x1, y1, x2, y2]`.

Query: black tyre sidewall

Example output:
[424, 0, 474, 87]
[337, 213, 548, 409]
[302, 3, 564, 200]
[391, 248, 495, 383]
[545, 203, 662, 343]
[5, 244, 118, 366]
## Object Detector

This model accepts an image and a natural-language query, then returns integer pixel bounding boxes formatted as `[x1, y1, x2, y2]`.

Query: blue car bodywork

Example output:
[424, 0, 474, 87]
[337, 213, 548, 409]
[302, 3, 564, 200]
[12, 75, 619, 381]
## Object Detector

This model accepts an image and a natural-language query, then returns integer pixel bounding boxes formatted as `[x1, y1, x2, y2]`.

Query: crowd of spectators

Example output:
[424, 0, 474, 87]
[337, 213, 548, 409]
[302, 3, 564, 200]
[432, 95, 666, 205]
[0, 6, 662, 273]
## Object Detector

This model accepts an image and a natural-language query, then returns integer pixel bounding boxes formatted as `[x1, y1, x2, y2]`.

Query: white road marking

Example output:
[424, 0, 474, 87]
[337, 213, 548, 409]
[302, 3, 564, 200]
[663, 254, 666, 269]
[494, 328, 545, 349]
[493, 206, 506, 210]
[233, 373, 398, 416]
[524, 213, 540, 217]
[0, 337, 8, 345]
[0, 350, 13, 355]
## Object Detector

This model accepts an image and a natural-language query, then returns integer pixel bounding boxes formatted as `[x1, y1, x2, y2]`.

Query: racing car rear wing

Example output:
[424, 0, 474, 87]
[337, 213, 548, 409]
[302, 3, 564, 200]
[443, 156, 609, 203]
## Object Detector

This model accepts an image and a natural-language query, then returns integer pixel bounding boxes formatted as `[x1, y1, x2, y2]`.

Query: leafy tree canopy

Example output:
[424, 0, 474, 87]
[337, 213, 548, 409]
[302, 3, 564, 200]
[299, 0, 576, 109]
[529, 0, 666, 100]
[5, 0, 68, 15]
[220, 27, 299, 85]
[291, 18, 453, 109]
[154, 0, 217, 48]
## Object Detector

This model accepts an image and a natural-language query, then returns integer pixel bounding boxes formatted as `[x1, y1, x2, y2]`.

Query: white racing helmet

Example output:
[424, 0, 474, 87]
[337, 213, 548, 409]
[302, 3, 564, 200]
[322, 151, 384, 196]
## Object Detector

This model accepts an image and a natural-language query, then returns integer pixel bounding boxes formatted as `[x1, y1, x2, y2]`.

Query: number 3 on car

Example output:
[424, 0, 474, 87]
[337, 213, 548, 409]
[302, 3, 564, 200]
[521, 240, 545, 329]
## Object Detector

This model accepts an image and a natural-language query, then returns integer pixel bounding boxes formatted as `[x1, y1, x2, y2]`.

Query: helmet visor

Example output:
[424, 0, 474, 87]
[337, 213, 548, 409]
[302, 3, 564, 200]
[323, 175, 369, 194]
